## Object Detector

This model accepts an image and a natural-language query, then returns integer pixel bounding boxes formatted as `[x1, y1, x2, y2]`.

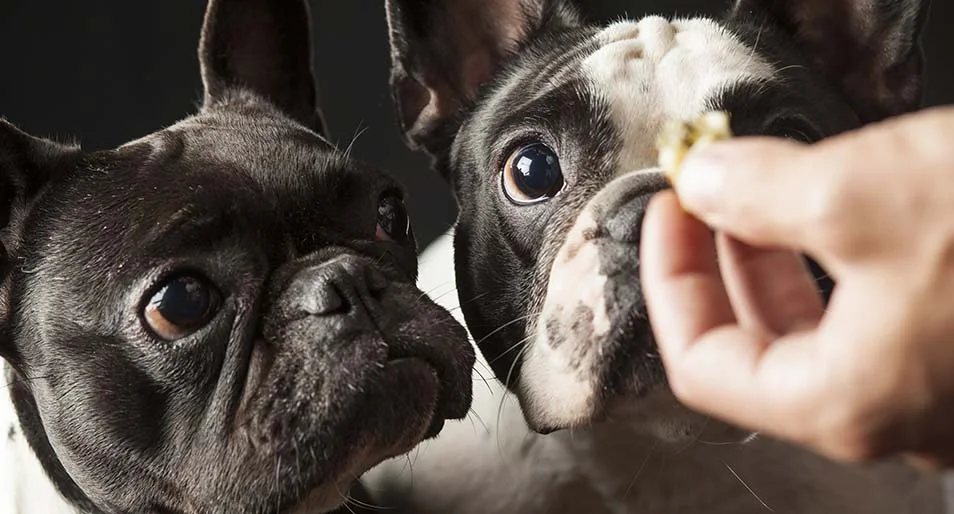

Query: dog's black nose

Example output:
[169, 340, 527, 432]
[599, 172, 670, 245]
[284, 256, 389, 318]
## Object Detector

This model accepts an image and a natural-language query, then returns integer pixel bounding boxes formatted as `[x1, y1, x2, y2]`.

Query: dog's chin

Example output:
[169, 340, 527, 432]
[603, 386, 755, 445]
[348, 355, 446, 462]
[520, 341, 754, 445]
[282, 357, 443, 513]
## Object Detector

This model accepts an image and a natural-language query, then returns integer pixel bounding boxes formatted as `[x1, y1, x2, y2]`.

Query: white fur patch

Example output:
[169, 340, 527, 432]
[583, 17, 775, 175]
[521, 211, 607, 429]
[0, 365, 76, 514]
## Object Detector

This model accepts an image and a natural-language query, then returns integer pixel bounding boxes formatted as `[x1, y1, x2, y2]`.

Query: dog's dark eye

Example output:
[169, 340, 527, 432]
[502, 143, 564, 205]
[766, 117, 820, 143]
[375, 194, 411, 244]
[143, 275, 221, 341]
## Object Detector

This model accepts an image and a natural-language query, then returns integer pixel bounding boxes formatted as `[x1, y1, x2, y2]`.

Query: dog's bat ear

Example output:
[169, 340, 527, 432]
[0, 120, 79, 242]
[385, 0, 581, 168]
[199, 0, 328, 137]
[0, 120, 80, 348]
[732, 0, 931, 123]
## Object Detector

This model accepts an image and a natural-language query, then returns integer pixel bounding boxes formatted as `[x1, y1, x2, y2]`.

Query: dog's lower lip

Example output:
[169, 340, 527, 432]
[382, 356, 451, 439]
[424, 417, 445, 438]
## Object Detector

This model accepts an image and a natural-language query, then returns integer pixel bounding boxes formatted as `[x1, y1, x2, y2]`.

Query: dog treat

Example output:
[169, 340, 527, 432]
[657, 111, 732, 184]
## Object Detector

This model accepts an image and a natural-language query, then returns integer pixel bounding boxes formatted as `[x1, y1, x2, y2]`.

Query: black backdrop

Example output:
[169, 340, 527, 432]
[2, 1, 952, 248]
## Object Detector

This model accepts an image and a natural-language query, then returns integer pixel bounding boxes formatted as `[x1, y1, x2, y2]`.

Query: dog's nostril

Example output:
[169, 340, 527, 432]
[284, 257, 390, 320]
[308, 284, 347, 316]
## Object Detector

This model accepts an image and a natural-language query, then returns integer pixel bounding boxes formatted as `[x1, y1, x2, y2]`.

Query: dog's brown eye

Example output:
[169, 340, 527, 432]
[143, 275, 221, 341]
[501, 143, 564, 205]
[375, 194, 411, 244]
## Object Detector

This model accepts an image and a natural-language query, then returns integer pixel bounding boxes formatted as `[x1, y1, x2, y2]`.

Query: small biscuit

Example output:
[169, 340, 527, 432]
[656, 111, 732, 184]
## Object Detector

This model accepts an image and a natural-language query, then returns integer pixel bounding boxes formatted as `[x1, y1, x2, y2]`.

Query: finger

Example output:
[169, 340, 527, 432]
[664, 325, 819, 431]
[716, 234, 824, 338]
[674, 107, 954, 256]
[643, 194, 841, 444]
[641, 192, 736, 359]
[671, 137, 826, 248]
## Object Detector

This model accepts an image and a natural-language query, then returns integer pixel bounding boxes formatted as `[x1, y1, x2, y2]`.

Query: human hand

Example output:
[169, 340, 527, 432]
[641, 106, 954, 469]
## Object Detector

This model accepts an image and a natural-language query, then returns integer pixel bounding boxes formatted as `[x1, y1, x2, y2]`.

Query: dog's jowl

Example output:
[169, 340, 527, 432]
[0, 1, 474, 513]
[365, 0, 950, 513]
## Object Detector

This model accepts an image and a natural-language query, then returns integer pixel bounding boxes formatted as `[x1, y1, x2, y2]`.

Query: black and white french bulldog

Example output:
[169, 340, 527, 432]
[0, 0, 475, 512]
[365, 0, 952, 512]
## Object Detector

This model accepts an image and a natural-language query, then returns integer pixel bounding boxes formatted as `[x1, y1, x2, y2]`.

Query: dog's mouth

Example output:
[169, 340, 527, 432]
[516, 205, 672, 432]
[221, 274, 473, 513]
[520, 300, 669, 433]
[383, 355, 446, 439]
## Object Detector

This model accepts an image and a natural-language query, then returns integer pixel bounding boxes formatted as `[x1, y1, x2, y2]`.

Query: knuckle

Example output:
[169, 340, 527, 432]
[809, 387, 899, 463]
[666, 365, 696, 402]
[802, 172, 859, 253]
[664, 360, 710, 410]
[813, 409, 882, 462]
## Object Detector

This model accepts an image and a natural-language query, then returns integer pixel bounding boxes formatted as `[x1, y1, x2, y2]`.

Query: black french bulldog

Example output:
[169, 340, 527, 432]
[364, 0, 948, 513]
[0, 0, 473, 513]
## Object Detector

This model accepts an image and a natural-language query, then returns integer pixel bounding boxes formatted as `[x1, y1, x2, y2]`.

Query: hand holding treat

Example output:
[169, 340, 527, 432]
[643, 106, 954, 469]
[657, 111, 733, 186]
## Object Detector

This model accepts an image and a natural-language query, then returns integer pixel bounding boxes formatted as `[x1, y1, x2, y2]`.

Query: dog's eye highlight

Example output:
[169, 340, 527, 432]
[143, 275, 221, 341]
[501, 143, 564, 205]
[375, 194, 411, 244]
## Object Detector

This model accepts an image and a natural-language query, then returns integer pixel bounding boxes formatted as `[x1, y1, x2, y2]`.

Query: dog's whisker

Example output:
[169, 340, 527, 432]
[467, 406, 489, 434]
[275, 455, 283, 514]
[674, 415, 712, 455]
[426, 285, 460, 305]
[723, 460, 775, 512]
[472, 365, 494, 396]
[346, 491, 393, 512]
[417, 280, 456, 302]
[775, 64, 808, 74]
[474, 314, 532, 348]
[456, 290, 492, 308]
[624, 439, 660, 498]
[488, 340, 527, 366]
[741, 19, 766, 76]
[342, 124, 370, 160]
[495, 343, 531, 438]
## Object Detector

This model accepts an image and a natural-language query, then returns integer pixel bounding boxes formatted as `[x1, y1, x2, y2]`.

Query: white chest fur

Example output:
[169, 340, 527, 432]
[363, 229, 952, 514]
[0, 369, 75, 514]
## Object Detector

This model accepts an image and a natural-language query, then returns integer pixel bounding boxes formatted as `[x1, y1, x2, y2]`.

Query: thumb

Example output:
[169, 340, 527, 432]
[673, 137, 830, 250]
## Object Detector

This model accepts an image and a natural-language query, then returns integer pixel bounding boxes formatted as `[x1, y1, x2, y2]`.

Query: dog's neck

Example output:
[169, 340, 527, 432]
[1, 367, 76, 513]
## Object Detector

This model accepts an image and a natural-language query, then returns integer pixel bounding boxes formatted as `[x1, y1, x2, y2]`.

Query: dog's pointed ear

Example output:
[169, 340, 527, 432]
[733, 0, 930, 123]
[1, 120, 80, 352]
[199, 0, 328, 137]
[385, 0, 581, 161]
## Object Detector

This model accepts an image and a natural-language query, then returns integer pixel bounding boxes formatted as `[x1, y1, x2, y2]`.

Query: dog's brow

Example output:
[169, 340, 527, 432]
[142, 207, 238, 255]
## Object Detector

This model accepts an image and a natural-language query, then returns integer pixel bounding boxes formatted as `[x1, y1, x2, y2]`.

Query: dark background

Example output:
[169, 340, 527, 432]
[2, 1, 952, 248]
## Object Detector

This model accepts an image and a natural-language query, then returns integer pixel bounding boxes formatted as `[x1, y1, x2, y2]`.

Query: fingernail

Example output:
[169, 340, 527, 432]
[675, 147, 729, 214]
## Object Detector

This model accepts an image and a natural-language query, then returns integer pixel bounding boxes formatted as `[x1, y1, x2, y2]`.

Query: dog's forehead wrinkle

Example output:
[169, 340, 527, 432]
[154, 121, 372, 207]
[583, 16, 776, 175]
